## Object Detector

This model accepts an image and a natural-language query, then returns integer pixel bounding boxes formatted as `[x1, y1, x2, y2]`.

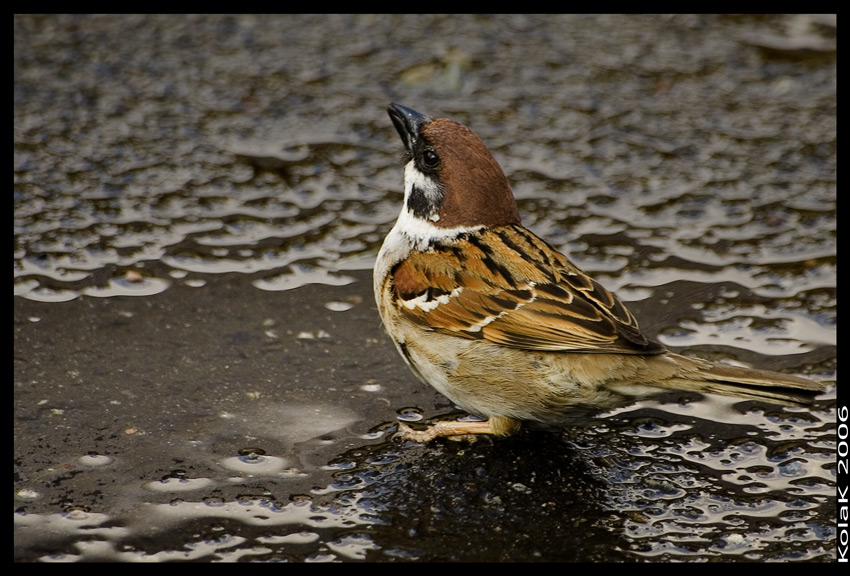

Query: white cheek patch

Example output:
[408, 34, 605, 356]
[404, 162, 442, 205]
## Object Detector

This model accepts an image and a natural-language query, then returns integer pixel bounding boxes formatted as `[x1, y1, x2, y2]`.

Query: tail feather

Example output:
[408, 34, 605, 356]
[660, 353, 824, 407]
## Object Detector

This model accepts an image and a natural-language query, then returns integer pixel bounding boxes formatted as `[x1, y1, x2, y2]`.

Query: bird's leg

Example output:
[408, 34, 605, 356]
[397, 416, 521, 442]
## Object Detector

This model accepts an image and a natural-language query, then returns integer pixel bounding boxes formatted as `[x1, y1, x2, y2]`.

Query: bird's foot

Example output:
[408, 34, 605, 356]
[396, 417, 519, 442]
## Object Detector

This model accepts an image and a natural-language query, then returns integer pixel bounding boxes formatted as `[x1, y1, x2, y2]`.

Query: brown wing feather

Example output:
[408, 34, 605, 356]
[390, 225, 665, 355]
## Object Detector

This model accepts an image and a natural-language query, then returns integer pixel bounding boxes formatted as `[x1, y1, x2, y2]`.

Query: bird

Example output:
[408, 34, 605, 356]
[373, 103, 825, 442]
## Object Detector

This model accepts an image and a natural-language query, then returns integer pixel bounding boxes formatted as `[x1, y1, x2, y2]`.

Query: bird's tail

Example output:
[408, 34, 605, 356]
[653, 352, 824, 407]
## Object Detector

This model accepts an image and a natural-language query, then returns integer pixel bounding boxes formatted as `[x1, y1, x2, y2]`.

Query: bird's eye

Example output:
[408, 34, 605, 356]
[422, 149, 440, 169]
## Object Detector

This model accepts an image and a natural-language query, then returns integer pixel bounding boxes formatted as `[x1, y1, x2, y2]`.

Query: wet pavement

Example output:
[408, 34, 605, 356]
[14, 15, 836, 561]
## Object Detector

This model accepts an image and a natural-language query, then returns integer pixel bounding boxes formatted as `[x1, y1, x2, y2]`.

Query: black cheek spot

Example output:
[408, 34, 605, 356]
[407, 185, 435, 219]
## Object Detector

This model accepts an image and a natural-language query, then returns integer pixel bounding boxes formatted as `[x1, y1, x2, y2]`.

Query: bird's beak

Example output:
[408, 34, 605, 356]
[388, 103, 429, 153]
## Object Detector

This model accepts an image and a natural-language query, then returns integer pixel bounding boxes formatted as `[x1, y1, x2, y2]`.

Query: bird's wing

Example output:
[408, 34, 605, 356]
[389, 225, 664, 355]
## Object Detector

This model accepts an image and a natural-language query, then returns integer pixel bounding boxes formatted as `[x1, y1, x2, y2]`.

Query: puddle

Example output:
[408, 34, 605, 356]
[14, 14, 835, 562]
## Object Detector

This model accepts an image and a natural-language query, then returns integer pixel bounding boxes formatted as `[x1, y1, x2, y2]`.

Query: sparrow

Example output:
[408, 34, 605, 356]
[374, 103, 825, 442]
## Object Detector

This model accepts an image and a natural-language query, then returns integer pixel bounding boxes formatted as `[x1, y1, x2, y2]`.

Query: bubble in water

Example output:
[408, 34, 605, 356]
[238, 447, 266, 461]
[162, 469, 187, 481]
[76, 452, 114, 468]
[63, 506, 90, 521]
[16, 488, 40, 501]
[360, 381, 381, 392]
[220, 448, 287, 475]
[396, 408, 423, 422]
[144, 469, 214, 493]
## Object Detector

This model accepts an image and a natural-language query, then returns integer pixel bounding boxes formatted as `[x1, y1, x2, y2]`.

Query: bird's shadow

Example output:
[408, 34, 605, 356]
[315, 417, 625, 562]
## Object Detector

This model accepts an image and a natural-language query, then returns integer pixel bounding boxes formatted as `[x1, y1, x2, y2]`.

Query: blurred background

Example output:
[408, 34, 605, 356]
[15, 14, 836, 562]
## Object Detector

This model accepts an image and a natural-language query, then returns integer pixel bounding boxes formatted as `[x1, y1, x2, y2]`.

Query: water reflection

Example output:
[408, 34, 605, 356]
[14, 389, 835, 561]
